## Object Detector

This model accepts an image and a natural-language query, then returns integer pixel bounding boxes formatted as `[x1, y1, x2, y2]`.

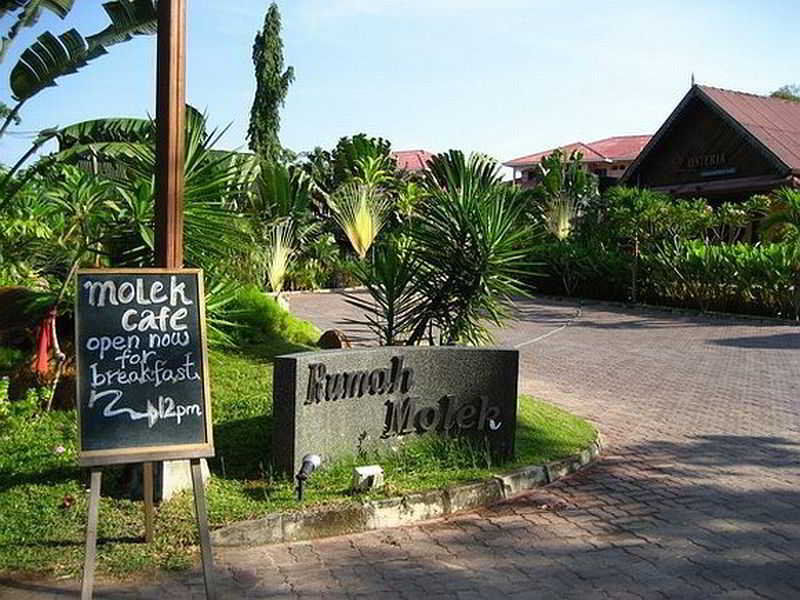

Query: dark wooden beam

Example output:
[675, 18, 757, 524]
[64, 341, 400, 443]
[155, 0, 187, 269]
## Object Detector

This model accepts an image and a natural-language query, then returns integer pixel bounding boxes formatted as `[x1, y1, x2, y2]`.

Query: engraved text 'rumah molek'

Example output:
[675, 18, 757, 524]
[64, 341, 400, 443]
[304, 356, 502, 438]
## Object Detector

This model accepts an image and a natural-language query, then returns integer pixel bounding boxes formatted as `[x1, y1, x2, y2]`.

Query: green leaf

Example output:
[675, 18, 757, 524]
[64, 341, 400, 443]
[1, 0, 75, 62]
[55, 116, 153, 149]
[0, 0, 74, 20]
[85, 0, 157, 50]
[10, 29, 107, 101]
[7, 0, 156, 100]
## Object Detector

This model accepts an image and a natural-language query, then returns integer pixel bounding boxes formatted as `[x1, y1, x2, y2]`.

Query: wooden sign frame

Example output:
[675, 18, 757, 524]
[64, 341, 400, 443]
[75, 268, 214, 467]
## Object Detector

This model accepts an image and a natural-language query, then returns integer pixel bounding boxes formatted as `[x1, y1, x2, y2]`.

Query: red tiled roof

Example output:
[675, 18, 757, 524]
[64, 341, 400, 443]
[504, 135, 651, 168]
[698, 85, 800, 172]
[391, 150, 434, 172]
[585, 135, 652, 161]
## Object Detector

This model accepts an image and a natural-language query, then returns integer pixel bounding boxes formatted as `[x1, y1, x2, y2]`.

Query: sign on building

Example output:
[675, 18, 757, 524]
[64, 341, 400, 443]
[272, 347, 519, 474]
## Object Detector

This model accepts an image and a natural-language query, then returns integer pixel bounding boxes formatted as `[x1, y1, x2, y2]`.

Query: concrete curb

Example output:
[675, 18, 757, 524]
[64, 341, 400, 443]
[210, 433, 605, 547]
[279, 286, 367, 296]
[534, 293, 799, 327]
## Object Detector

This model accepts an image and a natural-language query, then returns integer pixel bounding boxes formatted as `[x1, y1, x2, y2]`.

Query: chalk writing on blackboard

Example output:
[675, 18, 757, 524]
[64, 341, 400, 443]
[76, 270, 213, 466]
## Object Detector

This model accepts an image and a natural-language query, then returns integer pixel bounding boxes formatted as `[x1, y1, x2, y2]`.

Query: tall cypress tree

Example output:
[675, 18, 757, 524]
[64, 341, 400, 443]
[247, 2, 294, 163]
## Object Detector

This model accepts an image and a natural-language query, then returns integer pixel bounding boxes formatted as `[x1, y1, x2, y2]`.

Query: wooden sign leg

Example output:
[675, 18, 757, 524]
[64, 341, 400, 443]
[81, 468, 102, 600]
[143, 462, 155, 543]
[191, 459, 216, 600]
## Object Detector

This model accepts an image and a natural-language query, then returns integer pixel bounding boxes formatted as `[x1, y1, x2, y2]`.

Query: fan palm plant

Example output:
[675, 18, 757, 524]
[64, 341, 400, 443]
[238, 159, 323, 289]
[329, 182, 391, 260]
[533, 149, 598, 242]
[543, 196, 578, 241]
[265, 220, 294, 294]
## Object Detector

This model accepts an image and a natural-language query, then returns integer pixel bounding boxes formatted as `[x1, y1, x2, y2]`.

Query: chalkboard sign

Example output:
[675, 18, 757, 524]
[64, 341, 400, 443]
[75, 269, 214, 466]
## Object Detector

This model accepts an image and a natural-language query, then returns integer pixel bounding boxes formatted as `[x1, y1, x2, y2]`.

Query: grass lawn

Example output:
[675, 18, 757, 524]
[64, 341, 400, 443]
[0, 341, 595, 579]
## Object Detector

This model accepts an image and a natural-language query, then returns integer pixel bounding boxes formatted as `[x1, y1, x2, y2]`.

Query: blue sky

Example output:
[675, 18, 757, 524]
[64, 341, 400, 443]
[1, 0, 797, 170]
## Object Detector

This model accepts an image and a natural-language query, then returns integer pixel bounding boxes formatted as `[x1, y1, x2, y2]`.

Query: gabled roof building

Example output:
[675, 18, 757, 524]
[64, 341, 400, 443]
[505, 135, 651, 189]
[622, 85, 800, 201]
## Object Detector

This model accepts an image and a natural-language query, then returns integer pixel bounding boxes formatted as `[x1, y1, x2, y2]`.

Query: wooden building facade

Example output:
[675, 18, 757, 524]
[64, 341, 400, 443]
[622, 85, 800, 203]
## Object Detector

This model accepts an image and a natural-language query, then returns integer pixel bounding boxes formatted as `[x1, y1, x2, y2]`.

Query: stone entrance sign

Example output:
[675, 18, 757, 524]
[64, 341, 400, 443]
[272, 347, 519, 475]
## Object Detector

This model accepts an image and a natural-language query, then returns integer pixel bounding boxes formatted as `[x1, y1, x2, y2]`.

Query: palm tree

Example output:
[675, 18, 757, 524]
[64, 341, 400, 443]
[407, 151, 532, 345]
[763, 187, 800, 319]
[329, 182, 391, 260]
[533, 149, 598, 241]
[763, 187, 800, 243]
[237, 159, 322, 291]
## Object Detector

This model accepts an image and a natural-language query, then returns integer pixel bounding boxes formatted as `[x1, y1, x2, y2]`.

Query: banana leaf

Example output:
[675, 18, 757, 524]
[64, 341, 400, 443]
[86, 0, 157, 50]
[10, 29, 106, 101]
[8, 0, 156, 101]
[1, 0, 75, 63]
[55, 117, 153, 149]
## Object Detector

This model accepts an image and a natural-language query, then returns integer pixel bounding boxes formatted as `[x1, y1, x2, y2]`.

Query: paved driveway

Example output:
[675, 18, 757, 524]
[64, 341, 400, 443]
[3, 295, 799, 599]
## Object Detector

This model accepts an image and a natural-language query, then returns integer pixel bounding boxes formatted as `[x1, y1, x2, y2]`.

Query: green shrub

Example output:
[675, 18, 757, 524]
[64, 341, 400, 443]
[0, 346, 24, 372]
[349, 151, 532, 346]
[0, 380, 46, 427]
[526, 239, 629, 300]
[645, 241, 798, 318]
[227, 285, 319, 346]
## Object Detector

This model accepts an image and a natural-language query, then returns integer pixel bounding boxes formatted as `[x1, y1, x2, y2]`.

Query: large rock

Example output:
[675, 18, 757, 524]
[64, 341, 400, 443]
[318, 329, 352, 349]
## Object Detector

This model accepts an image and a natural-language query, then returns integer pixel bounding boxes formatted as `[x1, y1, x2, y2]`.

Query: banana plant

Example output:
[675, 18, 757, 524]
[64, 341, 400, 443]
[763, 187, 800, 244]
[0, 0, 157, 138]
[0, 108, 203, 210]
[1, 0, 75, 63]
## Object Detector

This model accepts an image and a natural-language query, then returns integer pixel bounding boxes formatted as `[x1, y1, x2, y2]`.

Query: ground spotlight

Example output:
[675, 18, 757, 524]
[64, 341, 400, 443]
[295, 454, 321, 501]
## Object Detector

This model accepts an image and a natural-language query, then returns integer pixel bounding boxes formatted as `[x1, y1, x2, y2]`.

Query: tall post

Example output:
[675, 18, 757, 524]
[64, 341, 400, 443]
[155, 0, 187, 269]
[148, 0, 187, 555]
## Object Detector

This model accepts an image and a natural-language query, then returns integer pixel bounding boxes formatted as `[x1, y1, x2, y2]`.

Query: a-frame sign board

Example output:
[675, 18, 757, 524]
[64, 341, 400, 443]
[76, 270, 215, 599]
[78, 2, 215, 599]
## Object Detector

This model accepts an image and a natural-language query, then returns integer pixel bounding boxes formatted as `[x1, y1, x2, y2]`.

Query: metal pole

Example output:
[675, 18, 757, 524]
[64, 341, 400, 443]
[155, 0, 187, 269]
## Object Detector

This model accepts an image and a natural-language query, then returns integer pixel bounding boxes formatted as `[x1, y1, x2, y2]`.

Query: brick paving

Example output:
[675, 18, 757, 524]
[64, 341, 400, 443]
[2, 296, 799, 599]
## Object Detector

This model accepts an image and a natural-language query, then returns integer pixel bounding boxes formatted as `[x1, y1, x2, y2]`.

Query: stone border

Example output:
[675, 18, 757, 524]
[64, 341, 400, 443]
[280, 286, 366, 296]
[537, 293, 799, 327]
[210, 433, 605, 547]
